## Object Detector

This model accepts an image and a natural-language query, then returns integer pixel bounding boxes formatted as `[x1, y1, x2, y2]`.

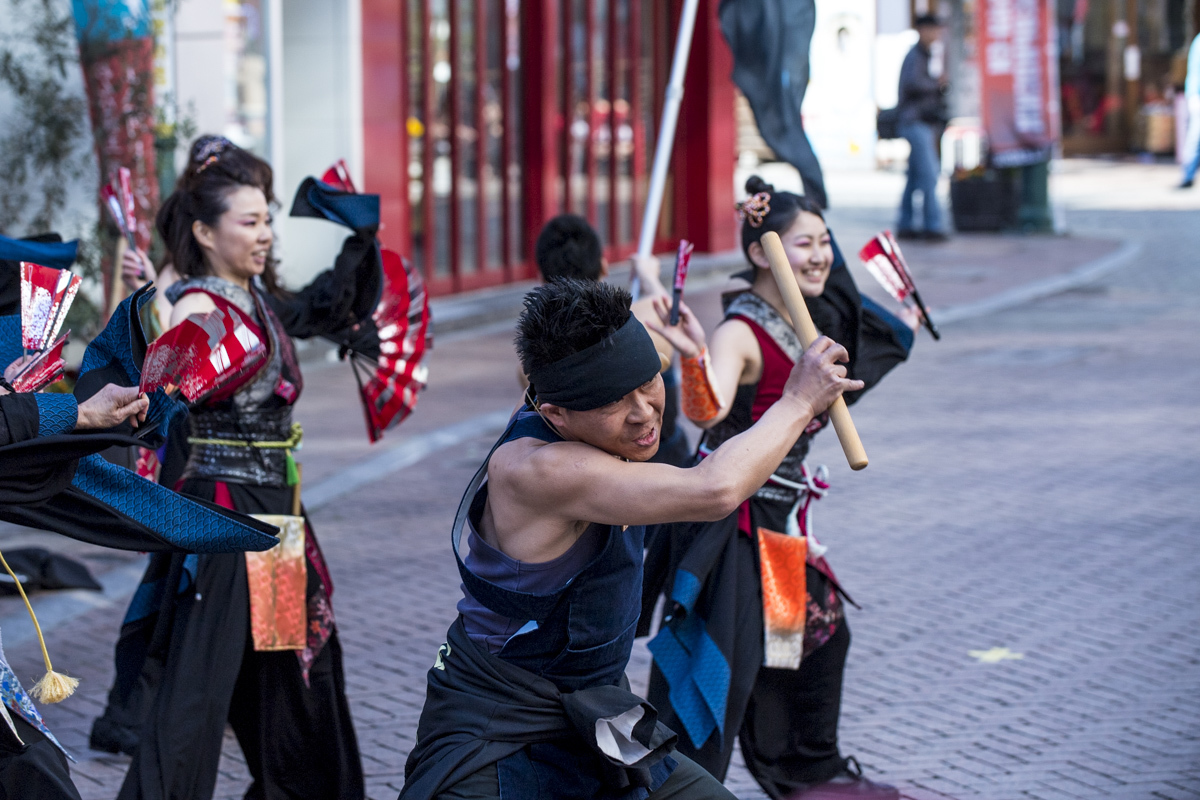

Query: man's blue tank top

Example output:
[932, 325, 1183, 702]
[452, 409, 646, 692]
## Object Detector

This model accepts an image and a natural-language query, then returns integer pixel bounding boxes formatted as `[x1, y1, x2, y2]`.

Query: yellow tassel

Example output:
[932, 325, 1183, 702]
[30, 671, 79, 704]
[0, 549, 78, 704]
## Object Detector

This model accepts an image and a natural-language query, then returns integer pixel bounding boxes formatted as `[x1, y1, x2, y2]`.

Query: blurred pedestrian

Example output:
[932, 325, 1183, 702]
[1178, 32, 1200, 189]
[896, 13, 950, 241]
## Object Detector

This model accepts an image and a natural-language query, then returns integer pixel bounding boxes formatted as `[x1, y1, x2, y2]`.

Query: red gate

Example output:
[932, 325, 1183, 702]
[364, 0, 733, 297]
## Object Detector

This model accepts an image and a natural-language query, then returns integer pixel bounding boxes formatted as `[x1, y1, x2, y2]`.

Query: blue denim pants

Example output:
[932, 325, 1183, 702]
[898, 121, 945, 233]
[1182, 96, 1200, 184]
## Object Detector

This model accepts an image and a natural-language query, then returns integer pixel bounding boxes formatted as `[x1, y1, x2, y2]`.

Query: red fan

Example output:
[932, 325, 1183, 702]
[20, 262, 80, 352]
[321, 159, 357, 193]
[101, 168, 138, 251]
[858, 231, 940, 340]
[348, 248, 431, 443]
[668, 239, 695, 326]
[140, 305, 268, 403]
[10, 335, 68, 393]
[316, 159, 431, 442]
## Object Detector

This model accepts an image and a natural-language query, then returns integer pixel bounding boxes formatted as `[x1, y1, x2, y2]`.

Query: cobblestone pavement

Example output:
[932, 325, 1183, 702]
[3, 161, 1198, 799]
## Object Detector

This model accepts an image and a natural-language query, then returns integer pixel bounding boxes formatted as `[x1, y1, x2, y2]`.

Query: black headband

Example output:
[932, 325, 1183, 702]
[529, 315, 661, 411]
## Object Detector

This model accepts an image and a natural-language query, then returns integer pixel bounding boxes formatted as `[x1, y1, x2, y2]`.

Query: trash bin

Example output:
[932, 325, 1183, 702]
[950, 168, 1019, 232]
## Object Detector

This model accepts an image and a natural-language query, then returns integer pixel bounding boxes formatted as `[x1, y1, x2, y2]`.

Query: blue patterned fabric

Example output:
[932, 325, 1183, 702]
[79, 289, 184, 429]
[646, 569, 732, 751]
[0, 315, 20, 370]
[78, 295, 140, 381]
[0, 630, 69, 759]
[289, 177, 381, 233]
[71, 455, 278, 553]
[0, 234, 78, 270]
[35, 393, 77, 436]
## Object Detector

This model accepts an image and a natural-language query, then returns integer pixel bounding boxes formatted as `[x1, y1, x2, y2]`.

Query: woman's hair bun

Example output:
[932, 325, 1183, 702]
[744, 175, 775, 195]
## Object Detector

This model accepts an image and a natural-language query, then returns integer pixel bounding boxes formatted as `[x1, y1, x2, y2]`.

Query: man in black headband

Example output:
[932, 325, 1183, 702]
[401, 279, 862, 800]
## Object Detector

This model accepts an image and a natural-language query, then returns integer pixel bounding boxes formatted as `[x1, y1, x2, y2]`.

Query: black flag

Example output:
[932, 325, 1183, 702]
[718, 0, 827, 208]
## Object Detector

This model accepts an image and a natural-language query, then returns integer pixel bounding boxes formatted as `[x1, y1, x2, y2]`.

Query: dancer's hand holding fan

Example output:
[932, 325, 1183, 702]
[291, 162, 432, 442]
[6, 262, 81, 392]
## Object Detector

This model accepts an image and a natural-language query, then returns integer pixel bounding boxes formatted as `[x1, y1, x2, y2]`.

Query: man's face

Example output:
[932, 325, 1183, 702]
[542, 375, 665, 462]
[918, 23, 943, 47]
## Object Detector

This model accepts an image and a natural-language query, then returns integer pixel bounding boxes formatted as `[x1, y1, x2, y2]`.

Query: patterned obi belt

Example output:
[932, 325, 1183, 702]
[183, 407, 302, 488]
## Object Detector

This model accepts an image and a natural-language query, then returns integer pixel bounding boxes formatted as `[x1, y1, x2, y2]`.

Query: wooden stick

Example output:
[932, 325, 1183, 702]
[760, 231, 869, 471]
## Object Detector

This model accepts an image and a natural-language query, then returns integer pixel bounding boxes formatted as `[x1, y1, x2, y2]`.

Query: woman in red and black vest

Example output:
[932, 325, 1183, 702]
[640, 176, 918, 800]
[114, 137, 378, 800]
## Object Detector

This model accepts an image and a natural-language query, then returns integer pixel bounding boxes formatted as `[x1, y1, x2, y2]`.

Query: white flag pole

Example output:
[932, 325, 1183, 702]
[631, 0, 701, 300]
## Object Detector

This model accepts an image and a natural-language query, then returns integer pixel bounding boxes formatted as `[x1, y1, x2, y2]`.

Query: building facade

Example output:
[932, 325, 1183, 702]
[169, 0, 738, 294]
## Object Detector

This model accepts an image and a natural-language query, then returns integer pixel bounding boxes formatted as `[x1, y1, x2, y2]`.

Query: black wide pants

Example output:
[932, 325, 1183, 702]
[738, 621, 851, 797]
[116, 481, 363, 800]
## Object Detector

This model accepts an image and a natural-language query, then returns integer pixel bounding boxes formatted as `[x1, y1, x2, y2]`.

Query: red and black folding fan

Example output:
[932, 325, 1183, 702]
[101, 167, 138, 252]
[314, 159, 431, 442]
[10, 337, 69, 393]
[321, 159, 357, 194]
[346, 248, 431, 443]
[140, 305, 268, 403]
[21, 262, 79, 351]
[858, 231, 941, 340]
[10, 262, 81, 392]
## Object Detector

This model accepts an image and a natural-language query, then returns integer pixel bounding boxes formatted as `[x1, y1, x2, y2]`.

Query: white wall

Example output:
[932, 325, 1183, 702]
[876, 0, 911, 34]
[274, 0, 363, 288]
[171, 0, 363, 288]
[805, 0, 879, 170]
[174, 0, 226, 164]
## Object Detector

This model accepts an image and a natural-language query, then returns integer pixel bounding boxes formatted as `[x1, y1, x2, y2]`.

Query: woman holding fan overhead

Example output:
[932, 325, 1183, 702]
[112, 136, 381, 800]
[639, 176, 918, 800]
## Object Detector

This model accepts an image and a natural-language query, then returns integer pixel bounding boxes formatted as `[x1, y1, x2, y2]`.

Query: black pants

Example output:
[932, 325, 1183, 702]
[739, 621, 851, 798]
[436, 752, 736, 800]
[0, 714, 81, 800]
[117, 551, 364, 800]
[658, 561, 852, 797]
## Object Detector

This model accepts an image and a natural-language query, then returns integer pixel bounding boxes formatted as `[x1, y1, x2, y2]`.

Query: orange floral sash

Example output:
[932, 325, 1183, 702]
[246, 515, 308, 651]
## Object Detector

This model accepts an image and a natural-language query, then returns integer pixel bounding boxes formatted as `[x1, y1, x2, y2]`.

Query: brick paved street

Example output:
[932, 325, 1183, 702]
[2, 160, 1198, 799]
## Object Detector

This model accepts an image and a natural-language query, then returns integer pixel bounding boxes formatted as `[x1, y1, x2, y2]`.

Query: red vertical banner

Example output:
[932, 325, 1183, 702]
[73, 1, 160, 316]
[81, 37, 159, 253]
[978, 0, 1062, 166]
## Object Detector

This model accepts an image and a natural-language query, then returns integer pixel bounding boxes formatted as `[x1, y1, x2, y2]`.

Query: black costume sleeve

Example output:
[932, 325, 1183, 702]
[0, 392, 39, 446]
[265, 232, 382, 340]
[849, 296, 914, 403]
[807, 258, 913, 407]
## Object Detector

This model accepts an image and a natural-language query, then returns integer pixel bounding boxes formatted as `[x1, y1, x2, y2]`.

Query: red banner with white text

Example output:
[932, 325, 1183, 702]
[978, 0, 1062, 166]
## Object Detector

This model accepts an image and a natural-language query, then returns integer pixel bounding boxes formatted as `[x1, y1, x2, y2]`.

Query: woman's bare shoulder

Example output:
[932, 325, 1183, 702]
[168, 290, 217, 328]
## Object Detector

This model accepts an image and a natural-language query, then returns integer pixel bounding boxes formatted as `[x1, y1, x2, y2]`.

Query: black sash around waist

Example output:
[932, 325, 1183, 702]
[181, 407, 296, 488]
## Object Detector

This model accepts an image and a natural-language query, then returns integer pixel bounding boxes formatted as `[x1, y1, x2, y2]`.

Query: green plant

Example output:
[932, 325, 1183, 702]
[0, 0, 95, 264]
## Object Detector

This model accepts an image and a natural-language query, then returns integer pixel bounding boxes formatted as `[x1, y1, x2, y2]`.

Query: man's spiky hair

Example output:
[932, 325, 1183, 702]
[516, 278, 632, 377]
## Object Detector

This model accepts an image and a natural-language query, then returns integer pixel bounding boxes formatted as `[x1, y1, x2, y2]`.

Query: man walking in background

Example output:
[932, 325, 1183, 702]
[896, 13, 949, 241]
[1178, 31, 1200, 189]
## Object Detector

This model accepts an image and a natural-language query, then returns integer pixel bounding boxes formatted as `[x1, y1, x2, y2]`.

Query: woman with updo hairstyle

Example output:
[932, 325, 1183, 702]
[106, 135, 377, 800]
[640, 176, 919, 799]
